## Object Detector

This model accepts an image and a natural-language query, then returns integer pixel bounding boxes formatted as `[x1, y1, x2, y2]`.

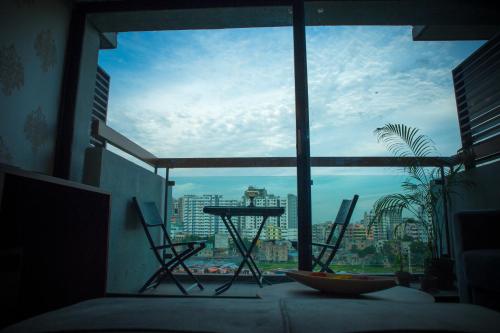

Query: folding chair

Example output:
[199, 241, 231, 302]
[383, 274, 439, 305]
[312, 194, 359, 272]
[133, 197, 206, 295]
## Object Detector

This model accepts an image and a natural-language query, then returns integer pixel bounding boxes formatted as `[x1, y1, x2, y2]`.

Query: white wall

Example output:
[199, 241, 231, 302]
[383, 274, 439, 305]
[449, 162, 500, 213]
[447, 161, 500, 255]
[0, 0, 71, 174]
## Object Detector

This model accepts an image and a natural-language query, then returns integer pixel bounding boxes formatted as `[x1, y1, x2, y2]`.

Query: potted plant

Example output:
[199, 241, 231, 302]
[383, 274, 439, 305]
[369, 124, 469, 290]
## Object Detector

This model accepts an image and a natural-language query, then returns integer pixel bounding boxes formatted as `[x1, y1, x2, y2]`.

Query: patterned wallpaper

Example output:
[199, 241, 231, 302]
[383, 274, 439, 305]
[24, 106, 50, 153]
[0, 136, 13, 163]
[0, 44, 24, 96]
[0, 0, 70, 172]
[34, 29, 57, 72]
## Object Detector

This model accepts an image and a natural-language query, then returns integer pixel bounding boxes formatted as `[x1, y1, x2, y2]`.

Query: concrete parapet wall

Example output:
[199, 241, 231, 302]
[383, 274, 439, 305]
[450, 162, 500, 213]
[84, 147, 164, 294]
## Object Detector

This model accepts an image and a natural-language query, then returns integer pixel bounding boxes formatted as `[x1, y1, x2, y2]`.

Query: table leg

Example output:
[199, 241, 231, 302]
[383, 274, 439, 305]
[215, 215, 270, 295]
[215, 216, 261, 294]
[246, 215, 270, 285]
[225, 215, 263, 278]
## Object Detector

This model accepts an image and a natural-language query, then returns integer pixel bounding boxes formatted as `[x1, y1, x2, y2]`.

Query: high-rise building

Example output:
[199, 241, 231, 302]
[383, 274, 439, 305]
[361, 212, 381, 240]
[346, 223, 368, 242]
[361, 210, 401, 241]
[178, 195, 240, 237]
[287, 194, 297, 228]
[286, 194, 298, 241]
[395, 219, 429, 243]
[241, 186, 288, 241]
[176, 188, 297, 242]
[312, 221, 333, 243]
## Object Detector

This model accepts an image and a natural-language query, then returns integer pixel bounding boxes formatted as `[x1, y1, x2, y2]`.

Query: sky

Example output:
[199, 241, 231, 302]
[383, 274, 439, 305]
[98, 26, 483, 223]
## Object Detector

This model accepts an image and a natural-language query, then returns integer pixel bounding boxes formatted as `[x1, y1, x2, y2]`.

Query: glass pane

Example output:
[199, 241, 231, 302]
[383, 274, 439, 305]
[305, 26, 484, 157]
[304, 26, 483, 274]
[311, 167, 441, 274]
[98, 28, 295, 158]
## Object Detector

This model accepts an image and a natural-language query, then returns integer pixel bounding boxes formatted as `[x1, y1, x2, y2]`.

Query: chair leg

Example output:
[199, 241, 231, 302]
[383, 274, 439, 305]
[181, 253, 204, 290]
[163, 266, 188, 295]
[313, 255, 334, 273]
[168, 246, 204, 290]
[140, 263, 189, 295]
[139, 267, 163, 293]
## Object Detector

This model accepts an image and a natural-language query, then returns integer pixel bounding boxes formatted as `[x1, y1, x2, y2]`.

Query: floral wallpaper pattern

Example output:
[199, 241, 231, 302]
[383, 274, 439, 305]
[0, 44, 24, 95]
[34, 29, 57, 72]
[24, 106, 50, 153]
[0, 136, 13, 163]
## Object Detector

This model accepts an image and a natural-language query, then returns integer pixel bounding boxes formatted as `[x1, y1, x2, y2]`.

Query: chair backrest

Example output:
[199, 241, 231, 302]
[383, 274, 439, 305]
[135, 199, 164, 227]
[334, 198, 356, 225]
[133, 197, 171, 261]
[325, 194, 359, 245]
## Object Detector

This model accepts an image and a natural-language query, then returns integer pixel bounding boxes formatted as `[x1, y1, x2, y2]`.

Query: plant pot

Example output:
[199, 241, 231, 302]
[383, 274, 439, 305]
[425, 257, 454, 290]
[395, 271, 411, 287]
[420, 274, 438, 292]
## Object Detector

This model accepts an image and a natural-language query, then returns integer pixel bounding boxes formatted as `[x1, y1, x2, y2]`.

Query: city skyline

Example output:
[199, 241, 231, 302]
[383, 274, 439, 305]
[172, 186, 294, 241]
[170, 174, 408, 224]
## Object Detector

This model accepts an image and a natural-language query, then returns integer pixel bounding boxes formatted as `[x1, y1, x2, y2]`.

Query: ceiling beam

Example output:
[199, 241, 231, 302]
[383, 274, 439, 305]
[413, 25, 500, 41]
[78, 0, 500, 33]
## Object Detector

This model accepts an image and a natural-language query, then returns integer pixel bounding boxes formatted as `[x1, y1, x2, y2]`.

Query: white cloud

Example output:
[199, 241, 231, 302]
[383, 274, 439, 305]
[99, 27, 483, 176]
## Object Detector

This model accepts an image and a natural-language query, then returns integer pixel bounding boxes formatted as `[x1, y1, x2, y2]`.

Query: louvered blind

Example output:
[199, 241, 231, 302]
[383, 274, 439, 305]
[90, 66, 110, 147]
[453, 33, 500, 167]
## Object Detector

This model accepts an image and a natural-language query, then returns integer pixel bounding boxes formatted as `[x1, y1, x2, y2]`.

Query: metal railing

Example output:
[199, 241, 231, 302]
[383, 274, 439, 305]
[91, 119, 458, 170]
[91, 118, 462, 268]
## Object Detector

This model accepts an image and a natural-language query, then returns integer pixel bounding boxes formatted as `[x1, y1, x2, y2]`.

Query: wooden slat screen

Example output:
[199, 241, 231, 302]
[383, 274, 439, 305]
[453, 33, 500, 166]
[90, 66, 110, 147]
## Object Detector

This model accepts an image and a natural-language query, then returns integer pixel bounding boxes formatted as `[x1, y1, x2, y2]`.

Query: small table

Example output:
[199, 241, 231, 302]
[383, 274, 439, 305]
[203, 206, 285, 295]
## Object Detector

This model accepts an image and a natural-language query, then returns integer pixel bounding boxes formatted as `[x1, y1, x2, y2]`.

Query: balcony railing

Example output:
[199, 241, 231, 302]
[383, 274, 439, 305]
[92, 119, 459, 169]
[91, 118, 463, 273]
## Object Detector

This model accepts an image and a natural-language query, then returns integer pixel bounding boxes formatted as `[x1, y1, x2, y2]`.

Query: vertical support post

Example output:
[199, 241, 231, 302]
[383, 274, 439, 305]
[293, 0, 312, 271]
[53, 9, 86, 179]
[440, 166, 451, 256]
[163, 168, 170, 261]
[164, 168, 170, 227]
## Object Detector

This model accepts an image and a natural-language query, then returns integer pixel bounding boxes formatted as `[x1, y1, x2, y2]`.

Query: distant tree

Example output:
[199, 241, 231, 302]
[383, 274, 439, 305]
[402, 235, 414, 242]
[381, 241, 396, 265]
[410, 241, 429, 267]
[358, 245, 376, 258]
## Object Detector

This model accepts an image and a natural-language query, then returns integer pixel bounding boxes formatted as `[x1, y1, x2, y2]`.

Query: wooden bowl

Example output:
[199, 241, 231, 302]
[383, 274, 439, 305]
[286, 270, 397, 295]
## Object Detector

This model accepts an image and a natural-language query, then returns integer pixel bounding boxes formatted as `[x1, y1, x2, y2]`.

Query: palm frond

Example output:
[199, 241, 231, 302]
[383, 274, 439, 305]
[369, 193, 417, 231]
[374, 124, 437, 159]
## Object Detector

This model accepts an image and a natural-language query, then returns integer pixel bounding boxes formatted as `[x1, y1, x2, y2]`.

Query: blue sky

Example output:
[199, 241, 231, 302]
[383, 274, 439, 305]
[98, 26, 483, 223]
[99, 26, 482, 174]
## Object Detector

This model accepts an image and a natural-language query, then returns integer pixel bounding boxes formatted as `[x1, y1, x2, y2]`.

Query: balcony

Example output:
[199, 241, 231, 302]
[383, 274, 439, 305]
[86, 119, 474, 284]
[1, 1, 500, 332]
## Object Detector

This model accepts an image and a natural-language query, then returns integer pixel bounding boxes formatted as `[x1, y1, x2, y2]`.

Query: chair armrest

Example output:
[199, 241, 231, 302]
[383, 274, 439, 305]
[154, 240, 207, 250]
[145, 223, 164, 227]
[312, 242, 335, 249]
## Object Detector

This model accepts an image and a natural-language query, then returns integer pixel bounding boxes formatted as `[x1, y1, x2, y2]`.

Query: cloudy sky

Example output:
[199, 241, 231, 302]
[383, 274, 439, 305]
[99, 26, 482, 175]
[98, 26, 483, 222]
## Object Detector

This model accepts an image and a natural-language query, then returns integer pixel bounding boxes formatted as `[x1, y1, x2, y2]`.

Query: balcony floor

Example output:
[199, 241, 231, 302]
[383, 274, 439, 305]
[5, 282, 500, 333]
[143, 280, 262, 298]
[142, 280, 437, 303]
